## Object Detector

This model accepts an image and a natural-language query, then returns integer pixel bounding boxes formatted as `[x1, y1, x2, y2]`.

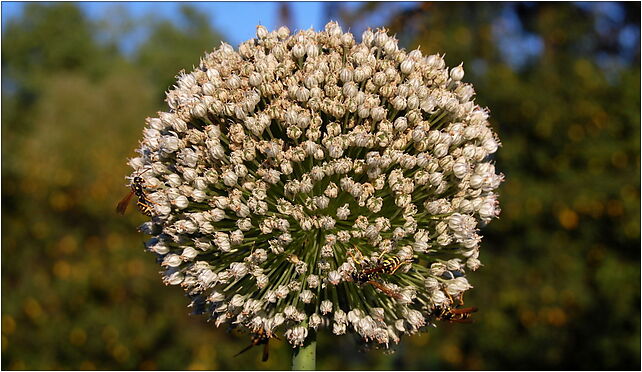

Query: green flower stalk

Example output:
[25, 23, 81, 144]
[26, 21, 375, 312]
[124, 21, 503, 353]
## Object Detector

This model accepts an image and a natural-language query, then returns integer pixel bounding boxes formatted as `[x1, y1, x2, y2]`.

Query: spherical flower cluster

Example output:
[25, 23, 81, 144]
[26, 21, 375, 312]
[126, 22, 503, 349]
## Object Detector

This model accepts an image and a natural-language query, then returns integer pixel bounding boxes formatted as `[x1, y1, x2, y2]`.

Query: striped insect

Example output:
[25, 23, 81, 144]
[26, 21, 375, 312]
[234, 329, 277, 362]
[348, 247, 413, 299]
[116, 169, 157, 217]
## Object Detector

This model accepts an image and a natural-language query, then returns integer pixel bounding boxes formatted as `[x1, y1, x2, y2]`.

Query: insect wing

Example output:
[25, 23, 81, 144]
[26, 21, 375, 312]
[234, 343, 255, 358]
[116, 191, 135, 215]
[366, 280, 402, 299]
[448, 318, 474, 324]
[450, 307, 478, 314]
[363, 266, 384, 275]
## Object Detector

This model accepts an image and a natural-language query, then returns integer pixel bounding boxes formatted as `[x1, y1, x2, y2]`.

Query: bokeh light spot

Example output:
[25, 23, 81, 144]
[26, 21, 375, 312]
[139, 360, 157, 370]
[610, 151, 628, 168]
[440, 343, 463, 366]
[519, 309, 537, 327]
[545, 307, 567, 327]
[567, 124, 585, 142]
[187, 361, 208, 370]
[106, 233, 123, 251]
[2, 315, 16, 335]
[69, 327, 87, 346]
[127, 259, 144, 277]
[606, 199, 624, 217]
[89, 181, 109, 200]
[102, 325, 119, 344]
[79, 360, 96, 370]
[49, 191, 72, 211]
[53, 260, 72, 279]
[591, 109, 608, 130]
[23, 298, 43, 321]
[111, 344, 130, 363]
[85, 235, 102, 251]
[32, 220, 50, 240]
[9, 360, 25, 370]
[558, 208, 579, 229]
[54, 168, 74, 187]
[57, 234, 78, 255]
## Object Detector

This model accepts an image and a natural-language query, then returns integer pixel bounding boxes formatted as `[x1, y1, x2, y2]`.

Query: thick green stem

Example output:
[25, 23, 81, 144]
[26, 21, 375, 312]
[291, 330, 316, 370]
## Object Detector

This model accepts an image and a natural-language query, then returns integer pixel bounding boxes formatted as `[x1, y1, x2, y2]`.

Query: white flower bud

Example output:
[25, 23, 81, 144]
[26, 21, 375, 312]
[336, 204, 350, 220]
[173, 195, 189, 209]
[160, 135, 180, 153]
[275, 285, 289, 299]
[256, 274, 269, 288]
[362, 29, 374, 46]
[162, 254, 182, 268]
[277, 26, 290, 39]
[467, 257, 482, 271]
[374, 31, 388, 47]
[305, 275, 319, 289]
[450, 63, 465, 81]
[284, 305, 298, 320]
[400, 59, 414, 74]
[292, 44, 305, 58]
[483, 137, 499, 154]
[333, 322, 346, 335]
[222, 170, 238, 186]
[405, 309, 425, 329]
[272, 313, 285, 328]
[286, 326, 308, 347]
[371, 106, 386, 122]
[383, 39, 398, 54]
[426, 54, 445, 69]
[309, 313, 322, 329]
[320, 300, 333, 314]
[433, 143, 449, 158]
[300, 290, 314, 303]
[256, 25, 268, 39]
[431, 290, 449, 306]
[328, 270, 341, 285]
[230, 294, 245, 307]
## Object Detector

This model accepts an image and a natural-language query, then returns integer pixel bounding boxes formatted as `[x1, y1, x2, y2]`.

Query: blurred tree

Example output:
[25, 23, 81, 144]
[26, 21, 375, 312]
[134, 5, 224, 100]
[1, 3, 275, 370]
[2, 3, 124, 176]
[1, 3, 116, 87]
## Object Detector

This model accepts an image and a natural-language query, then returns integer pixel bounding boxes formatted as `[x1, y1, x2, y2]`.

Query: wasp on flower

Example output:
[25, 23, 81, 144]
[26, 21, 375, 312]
[346, 246, 413, 299]
[116, 168, 158, 217]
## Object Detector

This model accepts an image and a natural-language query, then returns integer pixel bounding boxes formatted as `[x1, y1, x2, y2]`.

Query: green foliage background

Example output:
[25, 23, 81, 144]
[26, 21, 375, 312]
[2, 3, 640, 370]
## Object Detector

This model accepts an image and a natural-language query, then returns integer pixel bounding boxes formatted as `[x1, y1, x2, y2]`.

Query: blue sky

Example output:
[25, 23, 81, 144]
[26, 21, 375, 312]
[1, 2, 421, 45]
[2, 2, 637, 71]
[1, 1, 421, 61]
[1, 2, 375, 47]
